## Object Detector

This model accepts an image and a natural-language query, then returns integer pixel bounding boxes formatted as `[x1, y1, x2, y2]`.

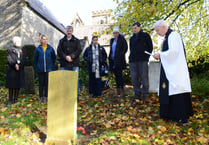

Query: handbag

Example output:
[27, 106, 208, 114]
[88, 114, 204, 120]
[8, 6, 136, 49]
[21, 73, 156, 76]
[101, 62, 109, 76]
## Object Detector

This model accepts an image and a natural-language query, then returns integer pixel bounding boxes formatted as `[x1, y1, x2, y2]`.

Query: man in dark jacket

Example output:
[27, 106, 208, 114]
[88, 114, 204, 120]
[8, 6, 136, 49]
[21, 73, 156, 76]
[129, 22, 153, 101]
[109, 26, 128, 97]
[57, 25, 82, 100]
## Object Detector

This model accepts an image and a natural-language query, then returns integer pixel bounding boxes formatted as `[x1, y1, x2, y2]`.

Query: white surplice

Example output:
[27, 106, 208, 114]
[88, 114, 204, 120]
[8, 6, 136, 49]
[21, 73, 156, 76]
[160, 31, 191, 96]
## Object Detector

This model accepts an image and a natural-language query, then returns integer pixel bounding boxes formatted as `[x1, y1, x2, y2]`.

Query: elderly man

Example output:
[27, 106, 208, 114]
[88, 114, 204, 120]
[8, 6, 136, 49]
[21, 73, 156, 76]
[153, 20, 193, 123]
[57, 25, 82, 101]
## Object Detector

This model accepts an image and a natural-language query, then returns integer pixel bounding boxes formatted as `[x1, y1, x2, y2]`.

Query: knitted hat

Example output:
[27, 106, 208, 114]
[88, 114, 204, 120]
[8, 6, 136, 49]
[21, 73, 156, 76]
[113, 26, 119, 33]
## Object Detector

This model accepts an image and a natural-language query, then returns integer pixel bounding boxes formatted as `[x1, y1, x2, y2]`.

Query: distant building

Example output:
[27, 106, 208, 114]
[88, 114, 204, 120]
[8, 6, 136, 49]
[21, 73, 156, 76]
[92, 9, 113, 25]
[0, 0, 65, 50]
[72, 10, 113, 51]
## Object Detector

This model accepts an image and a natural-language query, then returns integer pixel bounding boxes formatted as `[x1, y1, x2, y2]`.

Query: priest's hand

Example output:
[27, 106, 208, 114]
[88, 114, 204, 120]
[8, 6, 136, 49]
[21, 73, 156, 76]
[153, 53, 160, 60]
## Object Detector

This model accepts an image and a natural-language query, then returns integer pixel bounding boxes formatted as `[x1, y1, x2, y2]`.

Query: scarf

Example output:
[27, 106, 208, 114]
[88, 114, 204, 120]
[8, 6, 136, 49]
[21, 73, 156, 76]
[92, 44, 100, 78]
[14, 46, 22, 64]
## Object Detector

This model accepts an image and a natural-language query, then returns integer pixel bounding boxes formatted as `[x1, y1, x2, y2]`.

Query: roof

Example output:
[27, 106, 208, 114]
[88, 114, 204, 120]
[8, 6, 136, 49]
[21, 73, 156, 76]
[25, 0, 66, 34]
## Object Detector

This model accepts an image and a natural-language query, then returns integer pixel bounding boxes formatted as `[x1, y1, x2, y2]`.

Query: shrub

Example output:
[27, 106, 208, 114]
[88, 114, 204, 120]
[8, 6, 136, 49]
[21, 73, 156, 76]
[22, 45, 36, 67]
[79, 59, 89, 88]
[0, 49, 7, 86]
[191, 71, 209, 98]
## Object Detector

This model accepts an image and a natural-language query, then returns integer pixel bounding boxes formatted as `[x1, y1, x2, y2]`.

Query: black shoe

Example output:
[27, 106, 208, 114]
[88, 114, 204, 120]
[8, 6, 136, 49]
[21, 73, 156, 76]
[92, 96, 98, 98]
[14, 97, 18, 103]
[174, 119, 187, 123]
[142, 95, 149, 101]
[133, 94, 141, 100]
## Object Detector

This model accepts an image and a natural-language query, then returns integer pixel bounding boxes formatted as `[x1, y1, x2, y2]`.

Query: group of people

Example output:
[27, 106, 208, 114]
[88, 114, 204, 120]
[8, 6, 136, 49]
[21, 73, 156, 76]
[6, 20, 193, 123]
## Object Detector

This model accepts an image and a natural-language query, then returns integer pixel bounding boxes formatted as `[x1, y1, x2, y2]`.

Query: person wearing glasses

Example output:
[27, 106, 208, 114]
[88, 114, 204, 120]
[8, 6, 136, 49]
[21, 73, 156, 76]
[153, 20, 193, 123]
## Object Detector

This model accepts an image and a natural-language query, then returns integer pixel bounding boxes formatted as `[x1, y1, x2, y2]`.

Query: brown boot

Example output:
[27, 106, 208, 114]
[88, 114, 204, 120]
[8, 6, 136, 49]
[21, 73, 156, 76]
[120, 88, 125, 97]
[116, 88, 120, 96]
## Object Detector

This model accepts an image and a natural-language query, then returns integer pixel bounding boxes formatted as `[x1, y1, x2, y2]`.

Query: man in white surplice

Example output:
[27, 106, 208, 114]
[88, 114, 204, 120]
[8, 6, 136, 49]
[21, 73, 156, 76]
[153, 20, 193, 123]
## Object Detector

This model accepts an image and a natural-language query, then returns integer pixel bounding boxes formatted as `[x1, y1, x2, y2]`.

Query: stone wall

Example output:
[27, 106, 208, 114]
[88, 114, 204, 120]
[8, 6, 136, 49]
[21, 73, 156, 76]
[92, 10, 112, 25]
[21, 7, 64, 51]
[0, 0, 23, 49]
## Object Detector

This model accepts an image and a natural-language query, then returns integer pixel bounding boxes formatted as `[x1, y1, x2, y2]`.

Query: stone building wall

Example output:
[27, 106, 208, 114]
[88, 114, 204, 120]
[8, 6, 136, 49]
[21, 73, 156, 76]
[21, 7, 64, 51]
[0, 0, 65, 50]
[0, 0, 23, 49]
[92, 10, 112, 25]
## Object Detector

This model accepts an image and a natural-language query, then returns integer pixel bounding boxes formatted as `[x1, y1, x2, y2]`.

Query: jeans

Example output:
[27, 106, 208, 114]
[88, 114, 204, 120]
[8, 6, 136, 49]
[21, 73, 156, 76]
[38, 72, 49, 98]
[113, 68, 124, 89]
[60, 66, 79, 101]
[129, 61, 149, 96]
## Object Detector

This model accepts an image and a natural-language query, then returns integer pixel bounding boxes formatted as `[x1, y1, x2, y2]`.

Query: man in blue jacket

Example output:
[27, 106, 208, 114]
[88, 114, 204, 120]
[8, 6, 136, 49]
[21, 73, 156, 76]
[129, 22, 153, 101]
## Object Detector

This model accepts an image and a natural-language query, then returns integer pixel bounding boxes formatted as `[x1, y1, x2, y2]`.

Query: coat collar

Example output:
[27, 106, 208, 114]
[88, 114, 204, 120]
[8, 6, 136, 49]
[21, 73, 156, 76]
[38, 44, 51, 50]
[63, 35, 76, 41]
[133, 29, 143, 39]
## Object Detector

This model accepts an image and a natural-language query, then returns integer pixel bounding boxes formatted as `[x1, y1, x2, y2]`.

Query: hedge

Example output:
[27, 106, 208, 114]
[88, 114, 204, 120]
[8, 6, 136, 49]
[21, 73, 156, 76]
[0, 49, 7, 86]
[22, 45, 36, 67]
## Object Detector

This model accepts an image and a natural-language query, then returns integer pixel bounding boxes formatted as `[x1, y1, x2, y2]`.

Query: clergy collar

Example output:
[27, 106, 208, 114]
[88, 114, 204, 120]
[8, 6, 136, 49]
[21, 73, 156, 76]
[165, 28, 173, 37]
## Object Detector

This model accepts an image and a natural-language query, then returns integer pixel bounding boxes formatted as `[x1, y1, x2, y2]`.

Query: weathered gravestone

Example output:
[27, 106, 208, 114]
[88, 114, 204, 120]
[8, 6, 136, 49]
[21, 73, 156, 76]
[20, 66, 35, 94]
[46, 70, 78, 145]
[148, 61, 160, 93]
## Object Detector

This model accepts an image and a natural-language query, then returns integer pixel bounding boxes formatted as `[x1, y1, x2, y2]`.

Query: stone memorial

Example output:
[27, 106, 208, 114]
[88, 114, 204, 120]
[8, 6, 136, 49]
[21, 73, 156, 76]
[148, 61, 160, 93]
[20, 66, 35, 94]
[46, 70, 78, 145]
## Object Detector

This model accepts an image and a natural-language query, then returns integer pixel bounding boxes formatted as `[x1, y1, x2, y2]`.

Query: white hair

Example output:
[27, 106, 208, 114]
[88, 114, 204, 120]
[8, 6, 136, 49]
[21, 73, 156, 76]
[154, 20, 168, 28]
[13, 36, 21, 43]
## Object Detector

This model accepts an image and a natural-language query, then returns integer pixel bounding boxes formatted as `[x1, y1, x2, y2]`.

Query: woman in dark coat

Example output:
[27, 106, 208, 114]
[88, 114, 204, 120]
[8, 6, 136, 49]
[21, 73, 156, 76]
[34, 35, 56, 103]
[6, 36, 27, 105]
[83, 36, 107, 98]
[109, 26, 128, 97]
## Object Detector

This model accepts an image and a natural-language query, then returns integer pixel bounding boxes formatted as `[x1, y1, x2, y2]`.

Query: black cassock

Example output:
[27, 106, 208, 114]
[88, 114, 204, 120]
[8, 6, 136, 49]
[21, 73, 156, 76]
[159, 29, 193, 121]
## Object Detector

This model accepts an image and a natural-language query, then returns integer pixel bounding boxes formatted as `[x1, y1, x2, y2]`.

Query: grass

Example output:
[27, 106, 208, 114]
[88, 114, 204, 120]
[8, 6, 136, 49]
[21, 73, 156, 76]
[0, 77, 208, 144]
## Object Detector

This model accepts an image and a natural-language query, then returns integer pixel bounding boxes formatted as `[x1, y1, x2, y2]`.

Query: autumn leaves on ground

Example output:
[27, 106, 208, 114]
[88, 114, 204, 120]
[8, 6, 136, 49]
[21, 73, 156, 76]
[0, 87, 208, 145]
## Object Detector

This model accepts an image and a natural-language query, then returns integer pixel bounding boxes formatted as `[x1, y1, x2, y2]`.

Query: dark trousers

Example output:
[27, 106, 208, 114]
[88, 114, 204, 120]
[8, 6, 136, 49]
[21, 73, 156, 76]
[38, 72, 49, 98]
[129, 61, 149, 96]
[89, 72, 102, 97]
[113, 68, 124, 89]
